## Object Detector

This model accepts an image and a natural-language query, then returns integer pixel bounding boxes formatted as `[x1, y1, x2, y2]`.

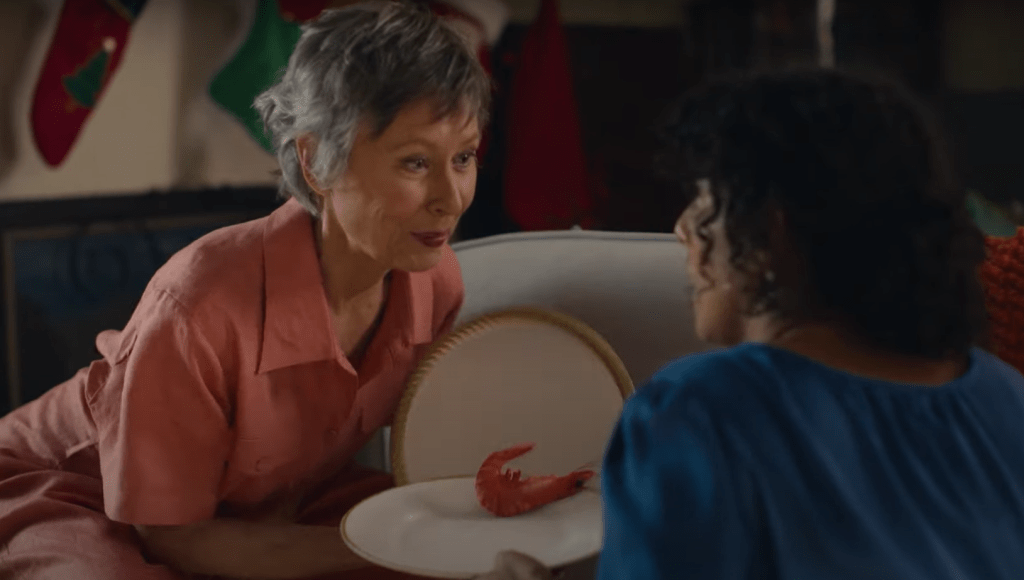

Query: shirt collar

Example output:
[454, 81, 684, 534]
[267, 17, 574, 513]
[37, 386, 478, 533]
[257, 198, 436, 374]
[391, 267, 437, 347]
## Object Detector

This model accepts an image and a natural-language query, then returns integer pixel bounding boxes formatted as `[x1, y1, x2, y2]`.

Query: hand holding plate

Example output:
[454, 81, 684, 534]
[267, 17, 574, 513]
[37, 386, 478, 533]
[472, 551, 555, 580]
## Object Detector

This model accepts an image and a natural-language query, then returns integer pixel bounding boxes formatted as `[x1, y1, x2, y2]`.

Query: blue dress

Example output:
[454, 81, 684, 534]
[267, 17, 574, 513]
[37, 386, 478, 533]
[597, 343, 1024, 579]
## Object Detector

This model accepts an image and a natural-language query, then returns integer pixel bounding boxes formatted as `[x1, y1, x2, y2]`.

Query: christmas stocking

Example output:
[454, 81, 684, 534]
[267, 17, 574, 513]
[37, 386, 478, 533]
[30, 0, 149, 167]
[209, 0, 329, 154]
[503, 0, 593, 230]
[211, 0, 508, 154]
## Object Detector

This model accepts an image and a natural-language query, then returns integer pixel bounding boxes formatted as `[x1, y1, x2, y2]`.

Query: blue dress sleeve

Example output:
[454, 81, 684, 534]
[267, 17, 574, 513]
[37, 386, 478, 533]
[596, 378, 756, 580]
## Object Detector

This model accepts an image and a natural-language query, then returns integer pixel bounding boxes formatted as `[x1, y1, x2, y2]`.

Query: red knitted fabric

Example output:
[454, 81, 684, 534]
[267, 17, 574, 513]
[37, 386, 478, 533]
[980, 227, 1024, 374]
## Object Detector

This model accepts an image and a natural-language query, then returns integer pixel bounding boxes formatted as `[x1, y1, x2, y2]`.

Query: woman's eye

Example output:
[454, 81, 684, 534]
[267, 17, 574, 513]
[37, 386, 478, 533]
[454, 151, 478, 168]
[403, 157, 428, 171]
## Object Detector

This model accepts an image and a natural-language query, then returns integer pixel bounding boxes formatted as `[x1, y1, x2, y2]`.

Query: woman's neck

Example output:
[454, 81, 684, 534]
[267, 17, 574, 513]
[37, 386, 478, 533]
[313, 214, 388, 312]
[743, 316, 967, 386]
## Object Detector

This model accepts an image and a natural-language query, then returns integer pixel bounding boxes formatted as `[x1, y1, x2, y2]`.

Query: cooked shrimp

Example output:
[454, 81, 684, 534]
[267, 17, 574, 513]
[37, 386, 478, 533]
[475, 442, 595, 517]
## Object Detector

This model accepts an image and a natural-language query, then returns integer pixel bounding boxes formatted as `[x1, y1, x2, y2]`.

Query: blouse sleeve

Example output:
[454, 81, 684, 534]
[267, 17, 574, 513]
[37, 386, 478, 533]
[596, 382, 755, 580]
[88, 289, 233, 526]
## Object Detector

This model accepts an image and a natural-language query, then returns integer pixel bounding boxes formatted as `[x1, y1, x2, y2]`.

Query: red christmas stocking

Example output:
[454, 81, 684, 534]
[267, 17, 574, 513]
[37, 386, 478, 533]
[30, 0, 149, 167]
[503, 0, 593, 230]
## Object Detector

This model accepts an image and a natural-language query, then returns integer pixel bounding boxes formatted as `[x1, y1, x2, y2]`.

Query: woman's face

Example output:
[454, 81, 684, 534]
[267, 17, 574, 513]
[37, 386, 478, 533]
[674, 180, 748, 345]
[320, 99, 481, 272]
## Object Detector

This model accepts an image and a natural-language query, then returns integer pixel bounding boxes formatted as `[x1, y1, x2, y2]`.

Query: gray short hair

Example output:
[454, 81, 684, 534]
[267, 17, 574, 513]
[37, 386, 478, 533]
[254, 1, 492, 217]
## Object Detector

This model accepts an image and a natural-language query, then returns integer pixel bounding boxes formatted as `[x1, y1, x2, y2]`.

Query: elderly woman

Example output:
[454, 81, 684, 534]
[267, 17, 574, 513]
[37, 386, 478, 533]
[481, 68, 1024, 580]
[0, 3, 487, 579]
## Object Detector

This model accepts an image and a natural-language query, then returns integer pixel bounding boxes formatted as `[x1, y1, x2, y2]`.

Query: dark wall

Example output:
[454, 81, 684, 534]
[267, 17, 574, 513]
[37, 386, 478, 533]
[460, 24, 693, 240]
[941, 91, 1024, 206]
[461, 0, 1023, 241]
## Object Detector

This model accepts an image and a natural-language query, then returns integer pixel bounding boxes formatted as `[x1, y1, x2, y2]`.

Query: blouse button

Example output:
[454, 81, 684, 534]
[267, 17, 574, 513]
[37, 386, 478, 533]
[327, 429, 339, 437]
[254, 457, 267, 472]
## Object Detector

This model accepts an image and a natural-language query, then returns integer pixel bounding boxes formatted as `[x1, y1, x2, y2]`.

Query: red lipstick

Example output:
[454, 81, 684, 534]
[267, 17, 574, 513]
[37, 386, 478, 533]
[412, 230, 450, 248]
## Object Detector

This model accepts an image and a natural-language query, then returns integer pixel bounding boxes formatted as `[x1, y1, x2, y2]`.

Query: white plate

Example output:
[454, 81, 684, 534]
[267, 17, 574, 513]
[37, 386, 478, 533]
[341, 476, 603, 578]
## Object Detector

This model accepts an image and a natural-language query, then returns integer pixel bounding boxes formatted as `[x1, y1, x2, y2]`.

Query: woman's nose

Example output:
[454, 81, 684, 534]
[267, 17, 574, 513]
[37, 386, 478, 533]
[430, 170, 469, 216]
[674, 219, 689, 244]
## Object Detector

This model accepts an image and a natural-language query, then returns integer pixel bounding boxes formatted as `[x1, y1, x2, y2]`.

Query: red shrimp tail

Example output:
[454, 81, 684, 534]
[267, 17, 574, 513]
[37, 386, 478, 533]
[475, 443, 535, 491]
[481, 442, 535, 466]
[476, 442, 537, 517]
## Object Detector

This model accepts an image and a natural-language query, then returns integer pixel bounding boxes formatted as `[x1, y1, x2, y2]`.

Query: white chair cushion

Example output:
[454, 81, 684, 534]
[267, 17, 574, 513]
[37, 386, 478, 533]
[453, 230, 711, 386]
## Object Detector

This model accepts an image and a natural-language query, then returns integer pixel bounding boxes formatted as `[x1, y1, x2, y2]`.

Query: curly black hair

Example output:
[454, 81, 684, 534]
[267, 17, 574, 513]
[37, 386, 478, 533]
[659, 66, 988, 359]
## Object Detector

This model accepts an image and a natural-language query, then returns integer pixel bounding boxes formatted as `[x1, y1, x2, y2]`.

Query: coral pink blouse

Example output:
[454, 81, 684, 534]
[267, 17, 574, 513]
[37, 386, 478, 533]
[0, 198, 463, 526]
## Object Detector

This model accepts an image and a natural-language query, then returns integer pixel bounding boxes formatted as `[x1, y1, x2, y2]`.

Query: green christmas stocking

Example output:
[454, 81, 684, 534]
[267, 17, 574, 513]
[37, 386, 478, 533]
[209, 0, 327, 154]
[211, 0, 508, 154]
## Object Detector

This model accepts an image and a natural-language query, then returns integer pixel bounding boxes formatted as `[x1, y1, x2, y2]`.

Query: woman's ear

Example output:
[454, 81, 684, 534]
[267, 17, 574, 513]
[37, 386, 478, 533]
[295, 134, 326, 198]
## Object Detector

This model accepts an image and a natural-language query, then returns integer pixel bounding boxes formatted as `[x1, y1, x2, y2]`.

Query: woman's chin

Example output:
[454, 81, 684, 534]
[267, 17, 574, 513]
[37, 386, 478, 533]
[694, 324, 718, 345]
[691, 291, 744, 346]
[694, 315, 737, 347]
[393, 249, 446, 273]
[691, 297, 716, 344]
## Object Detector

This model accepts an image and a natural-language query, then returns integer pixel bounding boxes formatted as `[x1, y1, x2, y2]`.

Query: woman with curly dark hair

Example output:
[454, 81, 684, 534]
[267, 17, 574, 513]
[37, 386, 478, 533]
[477, 68, 1024, 580]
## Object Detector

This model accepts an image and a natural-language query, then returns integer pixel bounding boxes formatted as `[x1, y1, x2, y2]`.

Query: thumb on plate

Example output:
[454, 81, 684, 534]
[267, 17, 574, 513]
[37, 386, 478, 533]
[493, 551, 555, 580]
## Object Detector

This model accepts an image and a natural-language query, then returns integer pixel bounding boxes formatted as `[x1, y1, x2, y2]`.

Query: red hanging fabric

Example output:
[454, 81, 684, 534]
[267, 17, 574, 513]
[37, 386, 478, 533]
[502, 0, 593, 230]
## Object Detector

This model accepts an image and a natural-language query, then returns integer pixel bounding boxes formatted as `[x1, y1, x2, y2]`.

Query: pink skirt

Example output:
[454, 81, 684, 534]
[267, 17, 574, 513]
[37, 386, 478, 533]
[0, 454, 437, 580]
